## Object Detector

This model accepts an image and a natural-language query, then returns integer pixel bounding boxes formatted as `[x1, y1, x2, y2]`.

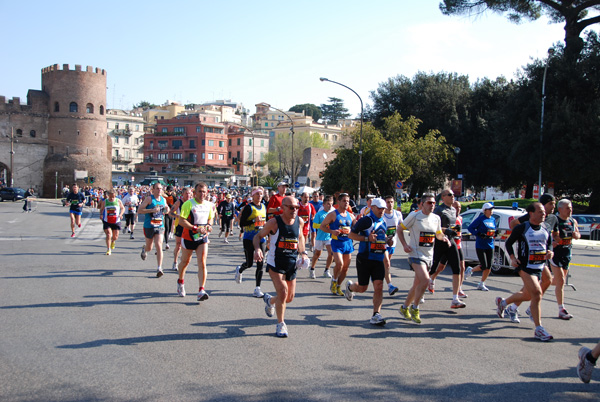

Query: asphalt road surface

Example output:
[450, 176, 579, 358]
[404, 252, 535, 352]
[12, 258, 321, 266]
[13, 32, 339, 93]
[1, 199, 599, 401]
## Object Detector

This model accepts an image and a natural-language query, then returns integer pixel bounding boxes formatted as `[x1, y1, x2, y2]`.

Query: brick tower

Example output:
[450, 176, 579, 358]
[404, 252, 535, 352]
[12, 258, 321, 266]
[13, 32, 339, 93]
[42, 64, 111, 196]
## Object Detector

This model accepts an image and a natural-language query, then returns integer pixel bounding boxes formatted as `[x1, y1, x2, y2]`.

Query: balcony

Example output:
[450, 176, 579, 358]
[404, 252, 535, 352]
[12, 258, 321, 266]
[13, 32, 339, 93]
[112, 128, 132, 136]
[153, 131, 187, 137]
[112, 155, 132, 163]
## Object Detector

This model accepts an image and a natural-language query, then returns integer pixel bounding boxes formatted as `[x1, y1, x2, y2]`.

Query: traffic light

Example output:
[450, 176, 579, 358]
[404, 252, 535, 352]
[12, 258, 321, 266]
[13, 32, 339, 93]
[232, 157, 238, 165]
[90, 177, 95, 184]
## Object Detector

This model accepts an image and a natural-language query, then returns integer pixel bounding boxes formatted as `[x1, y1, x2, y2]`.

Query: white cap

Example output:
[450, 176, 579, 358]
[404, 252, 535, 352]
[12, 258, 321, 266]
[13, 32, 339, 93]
[371, 198, 386, 209]
[482, 202, 494, 210]
[277, 181, 289, 187]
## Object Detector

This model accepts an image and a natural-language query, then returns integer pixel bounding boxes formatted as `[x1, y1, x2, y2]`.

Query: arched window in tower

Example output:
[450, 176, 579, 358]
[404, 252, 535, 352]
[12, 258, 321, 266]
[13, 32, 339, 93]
[99, 105, 104, 115]
[70, 102, 78, 113]
[86, 103, 94, 114]
[16, 129, 23, 137]
[54, 102, 60, 112]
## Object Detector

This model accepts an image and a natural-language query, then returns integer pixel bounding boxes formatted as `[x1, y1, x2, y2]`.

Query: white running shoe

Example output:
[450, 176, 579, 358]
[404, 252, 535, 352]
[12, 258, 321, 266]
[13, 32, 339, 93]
[234, 265, 242, 284]
[156, 268, 164, 278]
[276, 322, 288, 337]
[197, 289, 209, 301]
[309, 270, 316, 279]
[140, 246, 147, 261]
[558, 308, 573, 320]
[577, 347, 594, 383]
[344, 280, 355, 301]
[224, 238, 229, 244]
[172, 262, 178, 271]
[253, 287, 264, 298]
[165, 243, 170, 250]
[177, 283, 186, 297]
[465, 266, 473, 278]
[534, 326, 553, 342]
[476, 282, 489, 291]
[508, 306, 520, 323]
[323, 269, 332, 278]
[263, 293, 275, 317]
[369, 312, 386, 326]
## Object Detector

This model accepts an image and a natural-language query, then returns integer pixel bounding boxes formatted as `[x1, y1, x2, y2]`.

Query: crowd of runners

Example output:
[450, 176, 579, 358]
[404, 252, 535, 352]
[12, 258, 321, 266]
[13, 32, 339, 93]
[60, 181, 598, 382]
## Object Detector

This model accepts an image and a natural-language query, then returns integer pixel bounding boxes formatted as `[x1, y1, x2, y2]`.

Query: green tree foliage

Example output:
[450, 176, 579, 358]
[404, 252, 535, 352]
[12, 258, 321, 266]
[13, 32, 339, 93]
[320, 97, 350, 124]
[133, 101, 157, 110]
[320, 114, 451, 198]
[289, 104, 322, 122]
[439, 0, 600, 60]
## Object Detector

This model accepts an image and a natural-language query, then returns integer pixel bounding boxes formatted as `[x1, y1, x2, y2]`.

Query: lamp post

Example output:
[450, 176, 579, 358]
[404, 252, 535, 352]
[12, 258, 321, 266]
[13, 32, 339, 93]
[539, 48, 554, 195]
[319, 77, 363, 203]
[265, 104, 295, 184]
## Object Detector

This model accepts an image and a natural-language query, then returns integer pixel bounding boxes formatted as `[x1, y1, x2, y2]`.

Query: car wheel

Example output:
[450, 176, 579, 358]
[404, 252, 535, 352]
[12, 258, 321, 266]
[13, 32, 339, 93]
[491, 247, 513, 276]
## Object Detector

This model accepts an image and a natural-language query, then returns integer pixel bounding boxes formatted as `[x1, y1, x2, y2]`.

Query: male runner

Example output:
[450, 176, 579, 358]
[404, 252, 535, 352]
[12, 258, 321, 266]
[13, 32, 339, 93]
[551, 198, 581, 320]
[235, 186, 268, 297]
[345, 198, 392, 326]
[266, 182, 288, 219]
[310, 195, 334, 279]
[138, 182, 170, 277]
[217, 193, 236, 243]
[495, 202, 554, 341]
[163, 186, 176, 250]
[99, 189, 124, 255]
[397, 193, 448, 324]
[320, 193, 355, 296]
[254, 196, 308, 337]
[65, 183, 85, 238]
[176, 182, 214, 301]
[382, 195, 403, 296]
[121, 186, 139, 239]
[298, 191, 316, 252]
[465, 202, 497, 291]
[169, 187, 192, 271]
[309, 191, 323, 250]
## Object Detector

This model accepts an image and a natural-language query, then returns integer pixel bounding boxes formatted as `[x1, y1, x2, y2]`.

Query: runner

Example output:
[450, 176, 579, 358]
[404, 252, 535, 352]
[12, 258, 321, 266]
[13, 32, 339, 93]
[396, 193, 448, 324]
[163, 186, 177, 250]
[266, 182, 288, 219]
[298, 191, 316, 252]
[495, 202, 554, 341]
[217, 193, 236, 243]
[253, 196, 308, 337]
[169, 187, 193, 271]
[310, 195, 334, 279]
[577, 341, 600, 383]
[465, 202, 497, 291]
[138, 182, 170, 277]
[320, 193, 355, 296]
[382, 195, 403, 296]
[121, 186, 139, 240]
[309, 191, 323, 251]
[345, 198, 392, 326]
[176, 182, 214, 301]
[235, 186, 268, 297]
[65, 183, 85, 238]
[99, 189, 124, 255]
[550, 198, 581, 320]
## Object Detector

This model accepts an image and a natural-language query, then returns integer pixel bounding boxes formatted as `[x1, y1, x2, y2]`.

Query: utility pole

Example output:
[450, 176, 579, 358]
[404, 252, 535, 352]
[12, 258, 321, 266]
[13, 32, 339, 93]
[10, 127, 15, 187]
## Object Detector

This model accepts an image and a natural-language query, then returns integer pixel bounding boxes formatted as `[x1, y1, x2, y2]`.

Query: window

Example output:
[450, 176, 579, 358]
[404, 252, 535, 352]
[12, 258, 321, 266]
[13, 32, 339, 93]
[201, 153, 205, 159]
[161, 128, 167, 133]
[99, 105, 104, 115]
[201, 139, 205, 146]
[323, 133, 329, 140]
[173, 153, 182, 161]
[149, 142, 154, 150]
[69, 102, 78, 113]
[16, 129, 23, 137]
[196, 126, 202, 133]
[261, 140, 264, 147]
[125, 124, 129, 131]
[249, 138, 252, 146]
[228, 139, 232, 146]
[125, 137, 129, 145]
[30, 130, 36, 138]
[190, 139, 196, 149]
[135, 138, 139, 145]
[115, 150, 120, 158]
[218, 154, 225, 160]
[172, 140, 182, 149]
[114, 136, 119, 144]
[158, 153, 168, 161]
[158, 140, 168, 149]
[205, 127, 214, 133]
[248, 151, 252, 160]
[115, 123, 120, 130]
[236, 151, 240, 158]
[264, 123, 268, 127]
[237, 138, 241, 146]
[219, 141, 224, 147]
[86, 103, 94, 113]
[333, 134, 338, 141]
[208, 153, 214, 160]
[135, 125, 139, 131]
[54, 102, 59, 112]
[174, 127, 185, 133]
[228, 152, 231, 158]
[208, 140, 214, 146]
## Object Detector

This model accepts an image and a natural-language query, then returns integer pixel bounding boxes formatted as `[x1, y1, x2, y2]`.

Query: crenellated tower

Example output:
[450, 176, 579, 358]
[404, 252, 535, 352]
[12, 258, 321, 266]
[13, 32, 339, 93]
[42, 64, 111, 196]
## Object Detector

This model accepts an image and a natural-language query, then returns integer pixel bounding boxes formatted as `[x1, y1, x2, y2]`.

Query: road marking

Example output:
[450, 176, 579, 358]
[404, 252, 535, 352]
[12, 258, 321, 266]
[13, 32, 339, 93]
[571, 263, 600, 268]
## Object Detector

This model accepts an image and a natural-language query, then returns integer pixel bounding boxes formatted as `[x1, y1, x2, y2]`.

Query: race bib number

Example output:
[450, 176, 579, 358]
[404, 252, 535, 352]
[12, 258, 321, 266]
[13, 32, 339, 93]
[70, 199, 79, 206]
[338, 226, 351, 238]
[299, 214, 309, 221]
[486, 230, 496, 238]
[386, 226, 397, 237]
[225, 210, 232, 217]
[106, 206, 118, 224]
[419, 232, 435, 247]
[528, 250, 546, 265]
[370, 241, 387, 254]
[254, 217, 266, 229]
[558, 237, 572, 246]
[277, 238, 298, 250]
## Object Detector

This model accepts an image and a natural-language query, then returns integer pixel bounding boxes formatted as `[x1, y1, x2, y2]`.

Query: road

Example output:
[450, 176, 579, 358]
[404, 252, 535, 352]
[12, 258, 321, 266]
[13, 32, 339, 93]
[1, 199, 599, 401]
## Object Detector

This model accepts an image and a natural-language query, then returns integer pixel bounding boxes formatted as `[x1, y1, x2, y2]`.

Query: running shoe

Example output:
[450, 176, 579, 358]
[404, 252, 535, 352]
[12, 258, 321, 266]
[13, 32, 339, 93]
[122, 227, 127, 234]
[177, 282, 186, 297]
[577, 347, 594, 383]
[78, 223, 81, 228]
[106, 250, 111, 256]
[224, 238, 229, 244]
[110, 241, 115, 250]
[559, 308, 574, 320]
[172, 262, 178, 271]
[323, 269, 332, 278]
[168, 232, 173, 240]
[508, 306, 520, 323]
[330, 280, 338, 295]
[335, 284, 345, 297]
[276, 322, 288, 337]
[264, 293, 275, 317]
[465, 266, 473, 278]
[534, 326, 553, 342]
[399, 305, 412, 320]
[344, 280, 354, 301]
[476, 283, 489, 291]
[140, 246, 147, 261]
[165, 243, 170, 250]
[309, 269, 316, 279]
[451, 300, 466, 309]
[156, 268, 164, 278]
[458, 290, 468, 298]
[409, 306, 422, 324]
[218, 231, 222, 238]
[253, 287, 264, 298]
[197, 289, 209, 301]
[495, 297, 506, 318]
[427, 279, 435, 294]
[234, 265, 242, 284]
[71, 232, 75, 238]
[388, 285, 399, 296]
[130, 234, 134, 240]
[370, 312, 386, 326]
[420, 297, 425, 304]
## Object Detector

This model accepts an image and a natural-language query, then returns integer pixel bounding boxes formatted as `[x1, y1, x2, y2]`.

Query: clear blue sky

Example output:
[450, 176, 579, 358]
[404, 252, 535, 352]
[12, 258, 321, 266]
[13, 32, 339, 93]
[1, 0, 587, 117]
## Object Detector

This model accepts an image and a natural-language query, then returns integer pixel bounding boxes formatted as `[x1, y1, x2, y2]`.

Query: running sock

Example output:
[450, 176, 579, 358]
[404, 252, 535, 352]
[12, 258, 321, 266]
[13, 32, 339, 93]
[501, 299, 508, 308]
[177, 279, 184, 284]
[452, 294, 459, 302]
[587, 351, 598, 365]
[558, 304, 565, 311]
[412, 304, 419, 310]
[199, 287, 204, 292]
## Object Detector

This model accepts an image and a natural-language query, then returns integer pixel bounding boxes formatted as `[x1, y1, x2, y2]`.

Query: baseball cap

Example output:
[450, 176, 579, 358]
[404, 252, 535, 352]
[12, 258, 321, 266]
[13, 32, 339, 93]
[277, 181, 289, 187]
[225, 193, 232, 198]
[371, 198, 386, 209]
[366, 194, 376, 199]
[482, 202, 494, 210]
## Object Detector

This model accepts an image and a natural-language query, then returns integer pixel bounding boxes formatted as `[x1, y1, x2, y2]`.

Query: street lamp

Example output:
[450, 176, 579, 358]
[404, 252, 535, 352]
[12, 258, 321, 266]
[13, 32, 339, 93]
[539, 48, 555, 196]
[264, 104, 295, 184]
[319, 77, 363, 203]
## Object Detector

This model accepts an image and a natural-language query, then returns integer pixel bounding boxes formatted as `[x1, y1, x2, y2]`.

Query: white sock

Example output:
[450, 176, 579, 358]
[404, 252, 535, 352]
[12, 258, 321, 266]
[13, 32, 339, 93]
[453, 294, 459, 302]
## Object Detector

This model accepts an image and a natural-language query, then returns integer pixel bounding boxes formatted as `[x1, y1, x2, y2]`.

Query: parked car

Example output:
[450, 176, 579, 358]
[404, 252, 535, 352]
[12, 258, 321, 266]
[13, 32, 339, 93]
[572, 214, 600, 240]
[0, 187, 27, 202]
[460, 206, 526, 275]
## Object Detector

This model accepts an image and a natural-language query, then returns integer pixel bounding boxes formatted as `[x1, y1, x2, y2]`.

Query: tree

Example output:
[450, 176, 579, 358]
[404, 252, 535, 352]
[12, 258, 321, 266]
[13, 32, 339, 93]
[439, 0, 600, 61]
[289, 104, 322, 122]
[320, 97, 350, 124]
[133, 101, 157, 110]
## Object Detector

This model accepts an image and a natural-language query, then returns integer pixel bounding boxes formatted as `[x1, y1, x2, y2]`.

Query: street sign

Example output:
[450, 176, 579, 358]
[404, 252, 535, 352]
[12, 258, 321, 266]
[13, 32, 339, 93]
[294, 182, 300, 188]
[395, 181, 403, 189]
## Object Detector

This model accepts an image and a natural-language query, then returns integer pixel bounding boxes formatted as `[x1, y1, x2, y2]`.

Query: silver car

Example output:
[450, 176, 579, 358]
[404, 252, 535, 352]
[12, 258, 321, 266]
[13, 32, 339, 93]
[572, 214, 600, 240]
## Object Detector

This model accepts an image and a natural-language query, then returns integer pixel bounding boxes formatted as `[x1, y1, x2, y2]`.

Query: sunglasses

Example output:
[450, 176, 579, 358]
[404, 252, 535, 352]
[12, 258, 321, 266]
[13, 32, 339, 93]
[425, 201, 436, 205]
[283, 204, 300, 210]
[444, 193, 455, 197]
[339, 193, 349, 196]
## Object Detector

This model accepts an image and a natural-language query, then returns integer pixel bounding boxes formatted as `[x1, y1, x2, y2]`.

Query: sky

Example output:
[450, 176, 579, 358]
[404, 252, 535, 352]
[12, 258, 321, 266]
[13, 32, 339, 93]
[0, 0, 589, 117]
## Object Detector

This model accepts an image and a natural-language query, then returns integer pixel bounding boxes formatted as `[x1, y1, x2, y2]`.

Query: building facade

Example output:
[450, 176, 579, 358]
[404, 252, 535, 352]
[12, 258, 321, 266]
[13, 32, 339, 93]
[106, 109, 145, 185]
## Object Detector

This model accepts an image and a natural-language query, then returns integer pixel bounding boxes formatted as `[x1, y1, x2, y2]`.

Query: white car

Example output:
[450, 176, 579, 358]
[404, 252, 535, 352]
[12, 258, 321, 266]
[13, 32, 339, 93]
[572, 214, 600, 240]
[459, 206, 526, 275]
